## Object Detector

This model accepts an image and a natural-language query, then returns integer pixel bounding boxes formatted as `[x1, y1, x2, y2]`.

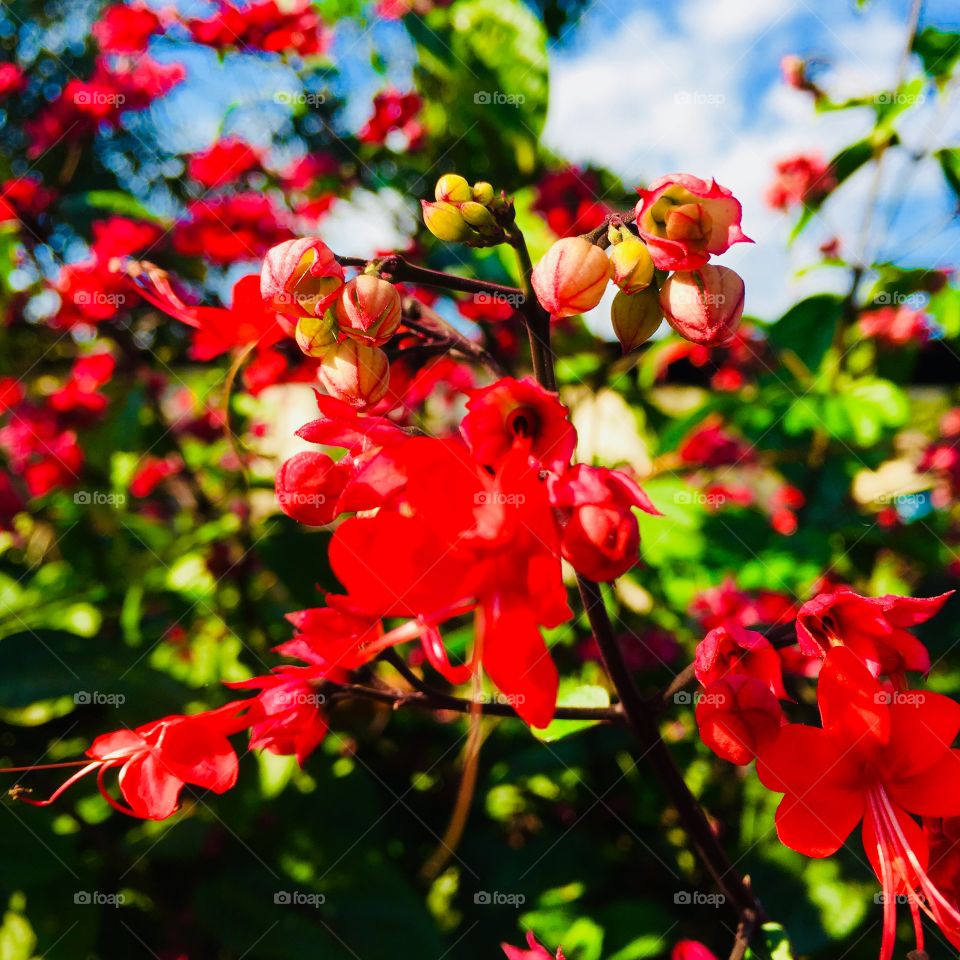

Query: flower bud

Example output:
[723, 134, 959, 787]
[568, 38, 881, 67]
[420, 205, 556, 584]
[318, 339, 390, 409]
[659, 265, 744, 346]
[459, 201, 497, 232]
[261, 238, 344, 321]
[611, 288, 662, 353]
[531, 236, 613, 319]
[295, 312, 339, 357]
[472, 181, 494, 205]
[435, 173, 472, 204]
[609, 228, 654, 293]
[421, 200, 474, 242]
[695, 675, 782, 765]
[275, 450, 347, 526]
[334, 275, 402, 347]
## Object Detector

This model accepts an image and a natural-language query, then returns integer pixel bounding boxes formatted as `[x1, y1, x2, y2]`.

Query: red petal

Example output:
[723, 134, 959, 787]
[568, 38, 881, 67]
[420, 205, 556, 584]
[774, 783, 864, 857]
[886, 749, 960, 818]
[818, 646, 890, 749]
[118, 753, 183, 820]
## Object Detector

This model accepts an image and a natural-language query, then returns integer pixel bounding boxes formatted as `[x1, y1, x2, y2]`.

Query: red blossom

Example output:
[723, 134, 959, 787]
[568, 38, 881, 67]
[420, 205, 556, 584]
[859, 305, 931, 346]
[696, 674, 783, 765]
[93, 3, 162, 53]
[765, 153, 836, 211]
[502, 931, 565, 960]
[187, 137, 261, 189]
[186, 0, 330, 56]
[695, 625, 787, 699]
[173, 194, 290, 265]
[359, 87, 423, 148]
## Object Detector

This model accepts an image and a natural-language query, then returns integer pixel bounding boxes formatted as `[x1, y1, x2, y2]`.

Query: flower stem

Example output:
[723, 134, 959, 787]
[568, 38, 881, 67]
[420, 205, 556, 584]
[507, 225, 556, 391]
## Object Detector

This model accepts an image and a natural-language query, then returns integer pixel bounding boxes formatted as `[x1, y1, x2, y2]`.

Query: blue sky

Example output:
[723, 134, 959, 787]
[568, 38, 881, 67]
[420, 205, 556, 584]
[142, 0, 960, 323]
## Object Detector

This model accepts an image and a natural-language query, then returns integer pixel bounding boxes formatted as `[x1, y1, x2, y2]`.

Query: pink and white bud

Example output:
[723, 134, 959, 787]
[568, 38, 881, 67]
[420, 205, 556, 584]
[659, 266, 745, 346]
[335, 275, 402, 347]
[260, 238, 344, 322]
[531, 236, 612, 319]
[318, 339, 390, 409]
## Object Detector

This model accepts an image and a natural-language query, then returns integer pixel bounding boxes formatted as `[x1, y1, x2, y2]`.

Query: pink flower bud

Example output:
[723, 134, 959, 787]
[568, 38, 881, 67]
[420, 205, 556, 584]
[695, 675, 782, 765]
[611, 288, 662, 353]
[275, 451, 347, 526]
[317, 339, 390, 409]
[531, 236, 612, 319]
[635, 174, 751, 271]
[260, 238, 344, 322]
[658, 266, 744, 346]
[334, 275, 402, 346]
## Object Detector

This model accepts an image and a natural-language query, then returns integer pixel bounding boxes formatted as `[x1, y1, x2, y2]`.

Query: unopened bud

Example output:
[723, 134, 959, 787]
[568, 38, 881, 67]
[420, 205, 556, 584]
[531, 236, 612, 319]
[421, 200, 474, 242]
[318, 339, 390, 409]
[659, 265, 744, 346]
[611, 288, 663, 352]
[435, 173, 473, 204]
[609, 229, 654, 294]
[459, 201, 497, 232]
[472, 181, 494, 205]
[335, 275, 402, 347]
[295, 312, 339, 357]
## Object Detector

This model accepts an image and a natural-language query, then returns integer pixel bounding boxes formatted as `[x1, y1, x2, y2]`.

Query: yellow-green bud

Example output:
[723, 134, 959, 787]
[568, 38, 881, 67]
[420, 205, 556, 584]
[295, 311, 339, 358]
[472, 181, 495, 205]
[421, 200, 473, 242]
[434, 174, 473, 204]
[610, 229, 654, 294]
[459, 201, 497, 232]
[611, 287, 663, 353]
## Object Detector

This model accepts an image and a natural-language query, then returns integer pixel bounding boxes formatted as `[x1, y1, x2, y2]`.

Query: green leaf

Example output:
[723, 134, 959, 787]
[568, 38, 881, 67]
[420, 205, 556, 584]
[533, 683, 611, 743]
[838, 377, 909, 445]
[62, 191, 165, 224]
[0, 901, 36, 960]
[936, 147, 960, 207]
[912, 26, 960, 81]
[767, 294, 843, 372]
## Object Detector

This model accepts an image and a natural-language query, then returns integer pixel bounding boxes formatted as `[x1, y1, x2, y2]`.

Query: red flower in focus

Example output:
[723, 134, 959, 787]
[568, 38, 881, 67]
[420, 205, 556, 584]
[187, 137, 261, 189]
[93, 3, 162, 53]
[695, 625, 787, 699]
[461, 376, 576, 474]
[796, 588, 952, 682]
[275, 450, 349, 526]
[859, 305, 930, 347]
[502, 931, 565, 960]
[757, 647, 960, 960]
[696, 674, 782, 765]
[550, 464, 659, 582]
[359, 87, 423, 149]
[532, 168, 611, 238]
[635, 173, 751, 271]
[765, 154, 836, 211]
[23, 708, 246, 820]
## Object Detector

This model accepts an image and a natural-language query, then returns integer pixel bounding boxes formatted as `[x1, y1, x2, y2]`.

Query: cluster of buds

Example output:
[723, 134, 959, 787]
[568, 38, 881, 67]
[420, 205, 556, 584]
[261, 239, 401, 408]
[421, 174, 507, 246]
[527, 173, 750, 353]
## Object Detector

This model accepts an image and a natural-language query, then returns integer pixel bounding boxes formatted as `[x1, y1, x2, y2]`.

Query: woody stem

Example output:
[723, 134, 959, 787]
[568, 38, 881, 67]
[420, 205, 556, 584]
[511, 221, 762, 924]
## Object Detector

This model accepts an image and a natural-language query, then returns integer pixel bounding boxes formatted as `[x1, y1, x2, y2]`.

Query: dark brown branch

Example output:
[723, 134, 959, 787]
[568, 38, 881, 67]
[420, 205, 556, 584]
[400, 297, 507, 376]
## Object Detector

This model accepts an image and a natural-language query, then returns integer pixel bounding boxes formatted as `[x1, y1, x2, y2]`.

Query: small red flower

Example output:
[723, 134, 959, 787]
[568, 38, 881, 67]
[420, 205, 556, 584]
[796, 588, 952, 681]
[765, 154, 836, 211]
[694, 625, 787, 699]
[502, 931, 565, 960]
[187, 137, 261, 189]
[672, 941, 719, 960]
[696, 675, 782, 765]
[275, 450, 349, 526]
[93, 3, 162, 53]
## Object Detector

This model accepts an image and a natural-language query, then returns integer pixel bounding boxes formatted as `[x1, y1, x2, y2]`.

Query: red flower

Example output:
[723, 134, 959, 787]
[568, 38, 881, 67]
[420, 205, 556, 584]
[173, 194, 290, 265]
[187, 137, 261, 189]
[678, 417, 752, 468]
[765, 154, 836, 211]
[532, 167, 611, 238]
[859, 305, 930, 347]
[275, 451, 349, 526]
[186, 0, 330, 56]
[0, 176, 55, 223]
[757, 647, 960, 960]
[635, 174, 751, 271]
[796, 588, 952, 681]
[93, 3, 162, 53]
[0, 63, 25, 97]
[461, 376, 576, 474]
[696, 675, 782, 765]
[502, 931, 565, 960]
[130, 454, 183, 497]
[23, 709, 246, 820]
[549, 464, 659, 582]
[695, 625, 787, 699]
[672, 941, 719, 960]
[359, 87, 423, 148]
